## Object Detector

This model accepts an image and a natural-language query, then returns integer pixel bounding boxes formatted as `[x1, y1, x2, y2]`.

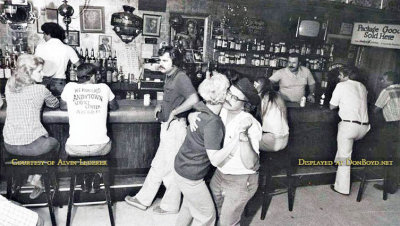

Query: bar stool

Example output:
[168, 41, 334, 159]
[356, 146, 390, 202]
[1, 150, 59, 226]
[259, 147, 294, 220]
[65, 154, 115, 226]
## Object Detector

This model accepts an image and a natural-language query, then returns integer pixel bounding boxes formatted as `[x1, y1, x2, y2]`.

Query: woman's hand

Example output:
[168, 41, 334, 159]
[237, 117, 253, 134]
[188, 112, 201, 132]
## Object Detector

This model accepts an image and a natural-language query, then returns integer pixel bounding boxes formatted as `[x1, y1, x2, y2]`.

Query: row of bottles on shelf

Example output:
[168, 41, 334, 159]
[0, 45, 18, 79]
[215, 51, 328, 71]
[213, 36, 333, 58]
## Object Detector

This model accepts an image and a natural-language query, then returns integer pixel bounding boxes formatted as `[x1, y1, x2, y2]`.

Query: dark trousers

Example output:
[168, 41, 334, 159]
[4, 136, 60, 157]
[378, 121, 400, 192]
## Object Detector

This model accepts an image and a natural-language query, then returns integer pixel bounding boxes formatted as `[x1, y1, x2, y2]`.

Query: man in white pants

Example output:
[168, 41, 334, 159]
[329, 66, 370, 195]
[125, 46, 199, 214]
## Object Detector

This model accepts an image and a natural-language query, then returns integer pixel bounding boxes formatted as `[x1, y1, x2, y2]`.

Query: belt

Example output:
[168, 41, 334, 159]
[342, 120, 369, 125]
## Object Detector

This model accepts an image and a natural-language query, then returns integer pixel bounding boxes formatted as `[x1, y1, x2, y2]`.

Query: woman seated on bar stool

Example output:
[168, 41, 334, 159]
[254, 77, 289, 152]
[2, 54, 60, 199]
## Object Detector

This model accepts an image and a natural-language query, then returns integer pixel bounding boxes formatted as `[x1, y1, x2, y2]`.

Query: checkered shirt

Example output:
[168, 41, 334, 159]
[0, 195, 38, 226]
[375, 84, 400, 122]
[3, 83, 59, 145]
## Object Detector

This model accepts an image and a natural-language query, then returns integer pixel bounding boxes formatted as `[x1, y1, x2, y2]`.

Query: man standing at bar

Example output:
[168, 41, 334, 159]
[373, 71, 400, 194]
[269, 53, 316, 103]
[35, 22, 81, 96]
[329, 66, 370, 195]
[125, 46, 199, 214]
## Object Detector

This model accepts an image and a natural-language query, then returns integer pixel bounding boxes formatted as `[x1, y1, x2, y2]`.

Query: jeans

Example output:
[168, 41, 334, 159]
[174, 170, 216, 226]
[135, 119, 187, 211]
[42, 77, 66, 97]
[210, 169, 258, 226]
[66, 140, 112, 157]
[4, 136, 60, 157]
[334, 121, 370, 194]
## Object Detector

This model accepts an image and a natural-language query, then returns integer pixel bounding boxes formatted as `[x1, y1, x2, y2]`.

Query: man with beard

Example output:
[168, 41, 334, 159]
[269, 53, 316, 103]
[125, 46, 199, 214]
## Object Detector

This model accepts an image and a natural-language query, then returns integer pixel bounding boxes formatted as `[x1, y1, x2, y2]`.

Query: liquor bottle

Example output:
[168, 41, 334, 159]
[100, 60, 107, 83]
[84, 48, 89, 63]
[0, 58, 4, 79]
[300, 44, 306, 56]
[4, 59, 12, 79]
[79, 48, 83, 57]
[112, 51, 117, 69]
[118, 66, 124, 82]
[69, 64, 77, 81]
[112, 67, 118, 83]
[106, 60, 112, 83]
[89, 48, 96, 64]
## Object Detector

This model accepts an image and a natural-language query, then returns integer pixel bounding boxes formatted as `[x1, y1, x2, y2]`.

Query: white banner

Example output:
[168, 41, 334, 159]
[351, 23, 400, 49]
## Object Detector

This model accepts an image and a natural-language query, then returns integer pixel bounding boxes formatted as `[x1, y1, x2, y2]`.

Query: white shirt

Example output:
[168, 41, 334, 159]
[218, 108, 262, 175]
[35, 38, 79, 79]
[61, 82, 115, 145]
[330, 80, 369, 123]
[261, 95, 289, 136]
[269, 66, 315, 102]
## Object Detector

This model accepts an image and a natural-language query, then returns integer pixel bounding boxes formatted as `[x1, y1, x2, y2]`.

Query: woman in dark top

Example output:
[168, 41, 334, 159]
[3, 54, 60, 199]
[174, 72, 245, 226]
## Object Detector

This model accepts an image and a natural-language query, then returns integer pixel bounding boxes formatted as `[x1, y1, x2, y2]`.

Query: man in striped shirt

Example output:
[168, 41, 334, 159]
[373, 71, 400, 194]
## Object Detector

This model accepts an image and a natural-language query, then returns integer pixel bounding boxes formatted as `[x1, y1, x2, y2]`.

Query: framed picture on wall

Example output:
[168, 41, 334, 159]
[142, 14, 161, 37]
[80, 6, 105, 33]
[170, 13, 210, 62]
[66, 31, 80, 47]
[36, 8, 58, 33]
[98, 35, 112, 57]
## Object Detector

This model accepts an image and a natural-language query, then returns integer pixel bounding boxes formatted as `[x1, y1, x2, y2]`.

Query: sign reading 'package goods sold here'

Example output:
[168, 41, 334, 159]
[351, 22, 400, 49]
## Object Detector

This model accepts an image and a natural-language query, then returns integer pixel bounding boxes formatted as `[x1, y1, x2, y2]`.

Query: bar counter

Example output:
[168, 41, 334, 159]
[0, 100, 375, 171]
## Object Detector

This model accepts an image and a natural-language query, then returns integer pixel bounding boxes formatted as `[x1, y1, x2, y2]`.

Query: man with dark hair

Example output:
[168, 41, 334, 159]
[35, 22, 81, 96]
[125, 46, 199, 214]
[373, 71, 400, 194]
[269, 53, 316, 103]
[329, 66, 370, 195]
[60, 63, 118, 192]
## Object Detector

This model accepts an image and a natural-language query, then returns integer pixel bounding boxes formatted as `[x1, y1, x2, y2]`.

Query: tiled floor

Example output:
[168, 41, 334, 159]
[31, 182, 400, 226]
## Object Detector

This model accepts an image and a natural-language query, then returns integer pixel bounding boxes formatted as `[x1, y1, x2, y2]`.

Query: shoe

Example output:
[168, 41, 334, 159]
[330, 185, 349, 196]
[373, 184, 397, 194]
[152, 205, 179, 215]
[125, 196, 148, 210]
[29, 186, 44, 199]
[90, 173, 102, 194]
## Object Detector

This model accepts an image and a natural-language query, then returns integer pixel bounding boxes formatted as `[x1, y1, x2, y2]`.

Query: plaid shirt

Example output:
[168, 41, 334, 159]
[375, 84, 400, 122]
[0, 195, 38, 226]
[3, 84, 59, 145]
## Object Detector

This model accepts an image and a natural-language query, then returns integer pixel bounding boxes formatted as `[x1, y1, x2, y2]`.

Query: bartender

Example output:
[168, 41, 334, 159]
[35, 22, 81, 96]
[269, 53, 315, 103]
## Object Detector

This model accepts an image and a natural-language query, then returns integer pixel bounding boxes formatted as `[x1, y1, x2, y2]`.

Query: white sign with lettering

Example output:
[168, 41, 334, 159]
[351, 23, 400, 49]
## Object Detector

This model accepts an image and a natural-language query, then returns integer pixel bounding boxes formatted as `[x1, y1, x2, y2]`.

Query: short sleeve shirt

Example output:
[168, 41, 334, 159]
[159, 67, 197, 122]
[375, 84, 400, 122]
[269, 66, 315, 102]
[35, 38, 79, 79]
[330, 80, 369, 123]
[175, 102, 225, 180]
[61, 82, 115, 145]
[3, 84, 59, 145]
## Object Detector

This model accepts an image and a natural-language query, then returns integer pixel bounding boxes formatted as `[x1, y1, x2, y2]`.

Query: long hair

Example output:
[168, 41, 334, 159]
[7, 54, 44, 93]
[257, 77, 285, 120]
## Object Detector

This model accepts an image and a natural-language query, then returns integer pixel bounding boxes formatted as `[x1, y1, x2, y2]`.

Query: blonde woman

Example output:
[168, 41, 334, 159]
[3, 54, 60, 199]
[174, 72, 241, 226]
